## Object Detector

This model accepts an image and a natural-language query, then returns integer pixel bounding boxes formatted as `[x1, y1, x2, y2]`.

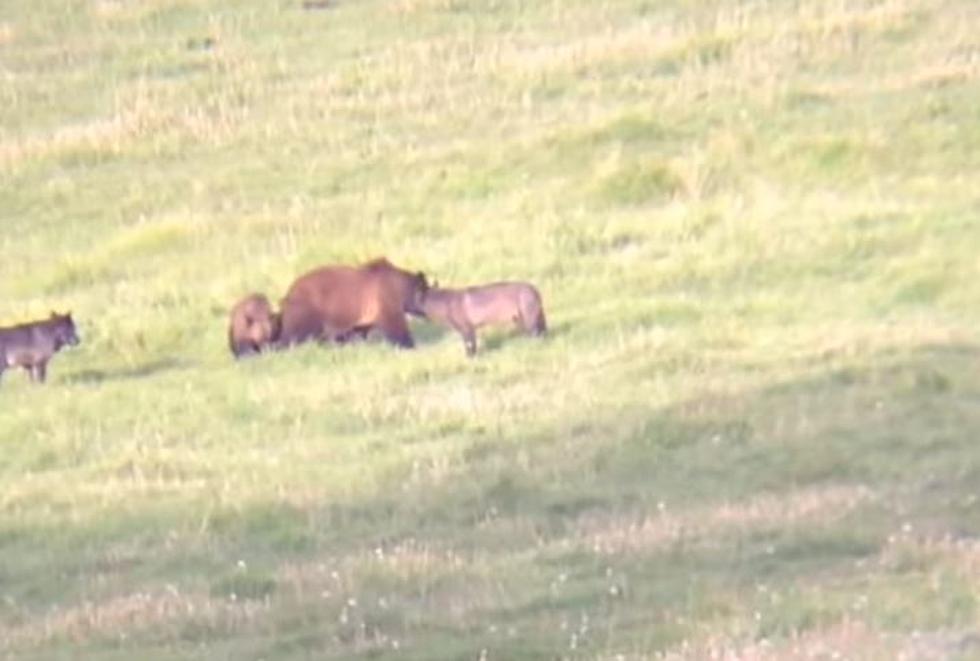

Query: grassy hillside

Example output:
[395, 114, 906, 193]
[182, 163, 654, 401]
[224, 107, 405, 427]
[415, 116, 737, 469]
[1, 0, 978, 657]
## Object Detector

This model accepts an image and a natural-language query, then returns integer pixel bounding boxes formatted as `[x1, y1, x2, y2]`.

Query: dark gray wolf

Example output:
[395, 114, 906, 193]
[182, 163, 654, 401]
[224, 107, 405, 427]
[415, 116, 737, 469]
[0, 312, 80, 384]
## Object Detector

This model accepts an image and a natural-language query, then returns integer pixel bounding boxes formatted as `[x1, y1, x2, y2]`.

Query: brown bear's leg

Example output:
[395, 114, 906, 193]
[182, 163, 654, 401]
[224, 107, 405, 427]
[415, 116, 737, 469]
[513, 312, 526, 334]
[379, 312, 414, 349]
[332, 325, 372, 344]
[532, 307, 547, 336]
[278, 302, 325, 347]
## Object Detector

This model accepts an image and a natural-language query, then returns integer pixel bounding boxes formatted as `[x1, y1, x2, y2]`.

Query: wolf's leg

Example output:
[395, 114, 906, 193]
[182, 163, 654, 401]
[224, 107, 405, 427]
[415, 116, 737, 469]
[30, 361, 47, 383]
[460, 325, 477, 357]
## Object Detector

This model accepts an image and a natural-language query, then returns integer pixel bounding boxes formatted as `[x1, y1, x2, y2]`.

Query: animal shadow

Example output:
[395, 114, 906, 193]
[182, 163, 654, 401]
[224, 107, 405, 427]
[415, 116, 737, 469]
[63, 358, 190, 385]
[409, 321, 450, 346]
[472, 319, 566, 355]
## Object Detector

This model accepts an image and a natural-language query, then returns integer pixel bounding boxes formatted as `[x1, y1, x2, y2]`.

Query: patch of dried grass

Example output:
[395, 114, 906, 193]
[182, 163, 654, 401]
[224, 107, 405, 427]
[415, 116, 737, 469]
[278, 538, 470, 600]
[578, 485, 875, 555]
[0, 586, 268, 652]
[879, 531, 980, 576]
[653, 618, 970, 660]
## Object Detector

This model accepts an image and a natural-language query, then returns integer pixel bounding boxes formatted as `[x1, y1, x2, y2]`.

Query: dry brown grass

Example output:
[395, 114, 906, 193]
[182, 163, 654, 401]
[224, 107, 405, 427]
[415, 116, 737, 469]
[651, 618, 959, 661]
[577, 485, 875, 556]
[0, 586, 269, 653]
[879, 531, 980, 578]
[277, 538, 472, 600]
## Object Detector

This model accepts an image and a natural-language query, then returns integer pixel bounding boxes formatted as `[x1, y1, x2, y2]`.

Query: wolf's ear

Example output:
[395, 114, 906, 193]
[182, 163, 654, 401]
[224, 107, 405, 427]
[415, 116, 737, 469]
[50, 310, 59, 318]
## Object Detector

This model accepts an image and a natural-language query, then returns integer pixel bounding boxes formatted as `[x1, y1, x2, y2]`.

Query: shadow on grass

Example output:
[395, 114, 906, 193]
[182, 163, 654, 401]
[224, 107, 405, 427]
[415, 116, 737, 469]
[62, 358, 192, 384]
[406, 319, 450, 346]
[459, 319, 567, 355]
[249, 341, 980, 656]
[6, 342, 980, 659]
[479, 329, 554, 354]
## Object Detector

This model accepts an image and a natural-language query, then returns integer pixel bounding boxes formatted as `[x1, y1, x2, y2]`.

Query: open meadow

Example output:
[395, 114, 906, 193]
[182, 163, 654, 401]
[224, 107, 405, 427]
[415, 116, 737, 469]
[1, 0, 979, 658]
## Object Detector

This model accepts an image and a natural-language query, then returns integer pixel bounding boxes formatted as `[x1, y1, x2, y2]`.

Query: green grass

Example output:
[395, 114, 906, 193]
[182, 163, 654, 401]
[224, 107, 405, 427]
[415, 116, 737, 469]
[1, 0, 979, 657]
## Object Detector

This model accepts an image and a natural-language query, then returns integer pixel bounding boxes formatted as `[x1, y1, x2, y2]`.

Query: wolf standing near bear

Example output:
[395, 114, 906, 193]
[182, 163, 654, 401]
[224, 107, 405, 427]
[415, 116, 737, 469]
[229, 257, 547, 357]
[0, 257, 545, 389]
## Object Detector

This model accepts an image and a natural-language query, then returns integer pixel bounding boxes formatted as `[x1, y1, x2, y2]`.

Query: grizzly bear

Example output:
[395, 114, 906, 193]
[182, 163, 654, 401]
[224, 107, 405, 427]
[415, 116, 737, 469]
[416, 281, 546, 356]
[228, 293, 281, 358]
[277, 258, 429, 349]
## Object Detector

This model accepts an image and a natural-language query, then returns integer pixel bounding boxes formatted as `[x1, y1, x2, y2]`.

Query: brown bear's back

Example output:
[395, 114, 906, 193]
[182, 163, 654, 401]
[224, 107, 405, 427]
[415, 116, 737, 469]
[277, 258, 421, 349]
